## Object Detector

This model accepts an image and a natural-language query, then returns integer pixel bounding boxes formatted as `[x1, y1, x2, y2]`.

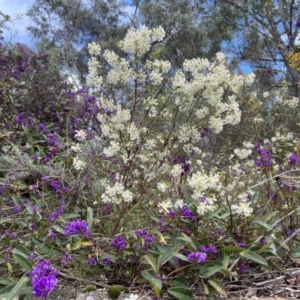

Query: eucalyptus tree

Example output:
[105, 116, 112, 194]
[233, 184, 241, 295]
[27, 0, 128, 81]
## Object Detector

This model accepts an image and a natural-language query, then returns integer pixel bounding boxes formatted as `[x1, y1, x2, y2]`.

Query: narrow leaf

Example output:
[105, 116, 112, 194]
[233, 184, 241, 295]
[168, 287, 193, 300]
[13, 254, 33, 271]
[0, 276, 29, 300]
[173, 278, 190, 288]
[239, 249, 268, 266]
[208, 278, 227, 296]
[87, 207, 93, 230]
[201, 265, 223, 278]
[141, 270, 162, 290]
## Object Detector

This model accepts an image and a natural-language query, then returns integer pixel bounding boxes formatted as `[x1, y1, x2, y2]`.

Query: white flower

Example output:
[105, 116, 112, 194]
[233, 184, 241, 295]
[70, 143, 82, 152]
[122, 190, 133, 203]
[157, 182, 168, 192]
[75, 130, 87, 141]
[151, 26, 165, 42]
[234, 148, 252, 160]
[232, 201, 253, 217]
[73, 157, 86, 170]
[88, 42, 101, 56]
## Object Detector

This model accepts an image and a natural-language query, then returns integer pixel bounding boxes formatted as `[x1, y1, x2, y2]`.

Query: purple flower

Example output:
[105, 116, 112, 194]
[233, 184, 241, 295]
[15, 113, 25, 124]
[60, 253, 72, 266]
[65, 220, 91, 237]
[100, 258, 111, 265]
[112, 235, 127, 251]
[87, 257, 97, 266]
[168, 210, 176, 219]
[10, 232, 18, 239]
[239, 264, 248, 272]
[38, 123, 47, 131]
[48, 205, 64, 224]
[289, 153, 299, 165]
[46, 133, 60, 149]
[237, 242, 246, 248]
[181, 207, 196, 222]
[30, 260, 58, 298]
[48, 232, 57, 238]
[188, 252, 207, 263]
[135, 229, 148, 238]
[206, 245, 217, 253]
[200, 245, 207, 252]
[13, 204, 21, 213]
[50, 179, 61, 194]
[144, 235, 154, 244]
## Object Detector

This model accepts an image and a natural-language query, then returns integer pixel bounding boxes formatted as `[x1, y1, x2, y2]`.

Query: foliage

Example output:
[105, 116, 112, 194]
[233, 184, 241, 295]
[26, 0, 128, 81]
[1, 26, 300, 300]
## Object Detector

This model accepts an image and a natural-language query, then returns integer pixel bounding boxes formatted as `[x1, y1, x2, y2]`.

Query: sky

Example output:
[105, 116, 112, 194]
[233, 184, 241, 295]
[0, 0, 36, 47]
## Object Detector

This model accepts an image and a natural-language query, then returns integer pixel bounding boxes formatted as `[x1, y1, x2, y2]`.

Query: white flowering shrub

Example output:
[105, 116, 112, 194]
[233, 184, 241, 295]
[78, 27, 257, 220]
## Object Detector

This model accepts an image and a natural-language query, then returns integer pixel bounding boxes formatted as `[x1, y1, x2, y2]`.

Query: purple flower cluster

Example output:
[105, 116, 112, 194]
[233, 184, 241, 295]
[239, 263, 248, 272]
[30, 260, 58, 298]
[112, 235, 127, 251]
[87, 257, 97, 266]
[64, 220, 91, 237]
[181, 207, 196, 222]
[46, 133, 60, 149]
[289, 153, 299, 165]
[50, 179, 61, 194]
[47, 201, 65, 224]
[254, 142, 272, 169]
[187, 252, 207, 263]
[200, 244, 218, 253]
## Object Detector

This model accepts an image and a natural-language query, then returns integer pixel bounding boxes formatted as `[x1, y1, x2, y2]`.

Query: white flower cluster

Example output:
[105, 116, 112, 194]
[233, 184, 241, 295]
[234, 148, 252, 160]
[101, 182, 133, 204]
[231, 200, 253, 217]
[75, 129, 87, 142]
[120, 26, 165, 55]
[88, 42, 101, 56]
[73, 157, 86, 170]
[276, 94, 300, 109]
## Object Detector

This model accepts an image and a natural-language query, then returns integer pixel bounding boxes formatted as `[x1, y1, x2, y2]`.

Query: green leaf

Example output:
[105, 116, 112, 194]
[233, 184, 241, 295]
[144, 254, 159, 273]
[291, 247, 300, 258]
[0, 278, 14, 286]
[13, 254, 33, 271]
[168, 287, 193, 300]
[208, 278, 227, 296]
[32, 237, 64, 258]
[141, 271, 162, 290]
[12, 246, 31, 258]
[239, 249, 268, 266]
[254, 219, 271, 230]
[87, 207, 93, 230]
[159, 248, 174, 266]
[200, 265, 223, 278]
[173, 278, 190, 288]
[52, 225, 65, 234]
[0, 276, 29, 300]
[222, 252, 230, 269]
[62, 213, 80, 219]
[172, 252, 189, 262]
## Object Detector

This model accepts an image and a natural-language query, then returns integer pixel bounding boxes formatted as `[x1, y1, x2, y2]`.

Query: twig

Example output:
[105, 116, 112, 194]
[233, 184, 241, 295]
[252, 269, 300, 287]
[249, 170, 300, 189]
[59, 271, 109, 288]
